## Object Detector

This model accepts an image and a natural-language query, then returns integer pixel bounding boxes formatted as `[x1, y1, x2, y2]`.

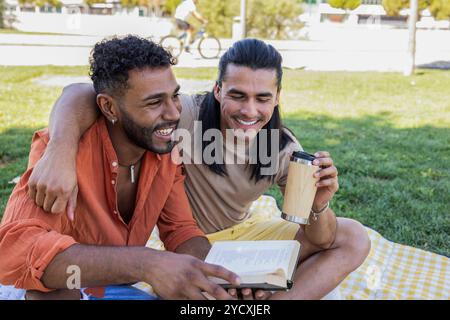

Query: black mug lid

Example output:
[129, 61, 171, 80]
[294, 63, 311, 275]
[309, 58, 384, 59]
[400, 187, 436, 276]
[292, 151, 316, 162]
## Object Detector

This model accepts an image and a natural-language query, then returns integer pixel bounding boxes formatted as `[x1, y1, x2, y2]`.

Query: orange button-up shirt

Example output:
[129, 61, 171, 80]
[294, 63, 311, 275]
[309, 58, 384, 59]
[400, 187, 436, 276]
[0, 117, 205, 291]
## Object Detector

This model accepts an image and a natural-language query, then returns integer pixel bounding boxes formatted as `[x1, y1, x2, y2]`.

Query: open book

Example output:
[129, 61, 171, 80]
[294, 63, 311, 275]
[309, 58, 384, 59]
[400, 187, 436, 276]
[205, 240, 301, 291]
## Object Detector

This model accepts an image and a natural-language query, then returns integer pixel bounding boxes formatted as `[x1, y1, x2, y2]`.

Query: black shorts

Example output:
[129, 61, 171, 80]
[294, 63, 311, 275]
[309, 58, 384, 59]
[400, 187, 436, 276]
[175, 19, 191, 31]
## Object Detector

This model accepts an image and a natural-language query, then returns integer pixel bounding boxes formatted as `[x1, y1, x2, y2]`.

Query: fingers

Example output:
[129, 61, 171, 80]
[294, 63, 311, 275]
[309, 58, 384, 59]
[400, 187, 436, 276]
[314, 151, 330, 158]
[43, 192, 57, 213]
[314, 166, 338, 179]
[29, 178, 78, 220]
[228, 288, 238, 299]
[183, 288, 207, 300]
[35, 184, 47, 208]
[239, 288, 270, 300]
[312, 151, 338, 187]
[28, 170, 39, 203]
[51, 196, 68, 214]
[241, 288, 254, 300]
[313, 157, 333, 168]
[66, 187, 78, 221]
[198, 263, 240, 300]
[255, 289, 272, 300]
[201, 262, 241, 287]
[30, 179, 58, 212]
[182, 262, 231, 300]
[28, 184, 37, 204]
[193, 275, 234, 300]
[201, 291, 217, 300]
[201, 283, 233, 300]
[228, 288, 271, 300]
[316, 178, 339, 189]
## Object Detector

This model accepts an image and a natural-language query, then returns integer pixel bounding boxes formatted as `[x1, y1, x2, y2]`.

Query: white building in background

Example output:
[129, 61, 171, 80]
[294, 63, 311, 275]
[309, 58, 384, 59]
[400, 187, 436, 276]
[5, 0, 19, 13]
[4, 0, 20, 27]
[59, 0, 87, 14]
[300, 0, 449, 29]
[4, 0, 173, 37]
[5, 0, 86, 14]
[4, 0, 146, 16]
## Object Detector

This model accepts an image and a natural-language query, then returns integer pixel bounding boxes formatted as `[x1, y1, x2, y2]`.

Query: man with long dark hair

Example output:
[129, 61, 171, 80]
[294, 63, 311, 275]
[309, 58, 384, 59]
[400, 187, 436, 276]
[25, 38, 370, 299]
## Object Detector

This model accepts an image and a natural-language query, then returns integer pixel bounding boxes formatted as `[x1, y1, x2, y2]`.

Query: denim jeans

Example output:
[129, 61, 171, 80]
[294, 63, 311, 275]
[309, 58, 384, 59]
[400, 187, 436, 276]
[83, 285, 159, 300]
[1, 284, 158, 300]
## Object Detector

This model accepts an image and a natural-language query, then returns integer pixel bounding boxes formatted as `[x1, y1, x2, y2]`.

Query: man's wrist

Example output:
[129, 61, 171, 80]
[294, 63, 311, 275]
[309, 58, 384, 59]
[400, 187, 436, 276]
[311, 202, 330, 222]
[139, 248, 163, 284]
[47, 138, 77, 153]
[312, 201, 329, 213]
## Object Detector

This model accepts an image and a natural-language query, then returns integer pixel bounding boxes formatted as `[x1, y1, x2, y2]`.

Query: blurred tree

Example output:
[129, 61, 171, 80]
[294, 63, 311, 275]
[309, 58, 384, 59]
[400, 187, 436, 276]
[148, 0, 163, 16]
[247, 0, 304, 39]
[120, 0, 165, 16]
[405, 0, 418, 76]
[327, 0, 361, 10]
[163, 0, 181, 15]
[84, 0, 106, 6]
[0, 0, 4, 29]
[198, 0, 303, 39]
[18, 0, 62, 7]
[120, 0, 140, 8]
[382, 0, 408, 16]
[428, 0, 450, 20]
[382, 0, 429, 16]
[197, 0, 238, 38]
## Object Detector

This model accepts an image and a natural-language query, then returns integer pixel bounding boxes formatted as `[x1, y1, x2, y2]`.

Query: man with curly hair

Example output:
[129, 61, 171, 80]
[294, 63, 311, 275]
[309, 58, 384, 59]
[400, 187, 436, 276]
[0, 36, 240, 300]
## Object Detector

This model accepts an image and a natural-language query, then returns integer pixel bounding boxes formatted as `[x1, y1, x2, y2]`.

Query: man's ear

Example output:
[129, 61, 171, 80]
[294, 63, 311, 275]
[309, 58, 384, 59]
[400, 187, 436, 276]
[213, 82, 221, 103]
[96, 94, 118, 122]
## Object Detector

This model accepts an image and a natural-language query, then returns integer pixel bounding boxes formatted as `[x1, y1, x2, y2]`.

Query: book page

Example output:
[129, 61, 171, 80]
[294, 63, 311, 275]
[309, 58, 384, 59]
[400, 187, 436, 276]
[205, 241, 299, 276]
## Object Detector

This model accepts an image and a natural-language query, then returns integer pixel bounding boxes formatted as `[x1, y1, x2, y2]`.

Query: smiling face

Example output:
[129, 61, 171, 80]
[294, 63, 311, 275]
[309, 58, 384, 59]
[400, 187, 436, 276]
[114, 67, 181, 154]
[214, 64, 280, 140]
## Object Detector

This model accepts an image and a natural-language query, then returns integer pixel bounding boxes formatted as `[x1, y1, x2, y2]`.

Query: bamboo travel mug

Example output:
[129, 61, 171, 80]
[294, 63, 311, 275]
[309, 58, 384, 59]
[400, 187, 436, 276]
[282, 151, 320, 224]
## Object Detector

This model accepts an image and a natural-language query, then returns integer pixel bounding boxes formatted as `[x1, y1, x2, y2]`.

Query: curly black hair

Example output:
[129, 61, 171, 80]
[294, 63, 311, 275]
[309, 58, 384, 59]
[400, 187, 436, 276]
[89, 35, 176, 96]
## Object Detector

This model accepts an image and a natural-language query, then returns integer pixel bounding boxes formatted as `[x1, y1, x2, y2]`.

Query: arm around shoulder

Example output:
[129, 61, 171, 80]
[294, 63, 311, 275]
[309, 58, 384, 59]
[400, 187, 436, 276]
[49, 82, 99, 143]
[27, 83, 99, 215]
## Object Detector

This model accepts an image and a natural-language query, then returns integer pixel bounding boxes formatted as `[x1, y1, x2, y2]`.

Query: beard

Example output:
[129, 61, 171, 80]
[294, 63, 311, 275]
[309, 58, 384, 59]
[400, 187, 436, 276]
[120, 107, 178, 155]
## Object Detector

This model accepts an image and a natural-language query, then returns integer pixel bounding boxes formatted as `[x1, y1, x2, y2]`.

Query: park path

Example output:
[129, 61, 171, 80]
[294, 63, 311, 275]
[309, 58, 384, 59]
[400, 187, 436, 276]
[1, 26, 450, 71]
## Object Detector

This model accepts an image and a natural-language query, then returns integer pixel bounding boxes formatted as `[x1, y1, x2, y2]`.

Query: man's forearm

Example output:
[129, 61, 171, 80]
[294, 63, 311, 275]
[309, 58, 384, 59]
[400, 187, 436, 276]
[304, 208, 337, 249]
[41, 244, 155, 290]
[175, 236, 211, 260]
[49, 83, 99, 144]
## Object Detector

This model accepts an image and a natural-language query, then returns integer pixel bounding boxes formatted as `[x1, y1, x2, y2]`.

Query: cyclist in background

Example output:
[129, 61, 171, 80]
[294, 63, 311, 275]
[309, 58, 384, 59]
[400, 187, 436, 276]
[174, 0, 208, 53]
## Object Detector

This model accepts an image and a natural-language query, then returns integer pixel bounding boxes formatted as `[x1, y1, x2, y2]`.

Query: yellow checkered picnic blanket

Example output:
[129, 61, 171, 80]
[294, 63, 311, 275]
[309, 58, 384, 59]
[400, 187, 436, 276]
[140, 195, 450, 300]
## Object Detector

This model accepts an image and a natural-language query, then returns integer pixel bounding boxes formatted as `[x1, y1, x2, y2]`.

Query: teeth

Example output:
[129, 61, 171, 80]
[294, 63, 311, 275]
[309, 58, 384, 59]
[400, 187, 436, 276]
[236, 118, 258, 126]
[155, 127, 174, 136]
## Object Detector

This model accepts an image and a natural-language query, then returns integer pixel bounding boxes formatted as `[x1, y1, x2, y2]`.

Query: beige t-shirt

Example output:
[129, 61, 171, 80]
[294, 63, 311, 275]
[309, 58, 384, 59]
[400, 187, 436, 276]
[178, 94, 302, 234]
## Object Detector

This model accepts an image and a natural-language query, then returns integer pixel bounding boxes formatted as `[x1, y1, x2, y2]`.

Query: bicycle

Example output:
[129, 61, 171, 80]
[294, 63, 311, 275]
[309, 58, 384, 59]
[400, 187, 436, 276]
[159, 27, 222, 59]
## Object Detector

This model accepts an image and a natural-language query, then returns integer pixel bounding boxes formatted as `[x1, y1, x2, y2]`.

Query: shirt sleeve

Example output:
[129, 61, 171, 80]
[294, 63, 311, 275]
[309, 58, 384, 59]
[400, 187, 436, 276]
[179, 94, 201, 132]
[0, 132, 78, 292]
[157, 165, 206, 252]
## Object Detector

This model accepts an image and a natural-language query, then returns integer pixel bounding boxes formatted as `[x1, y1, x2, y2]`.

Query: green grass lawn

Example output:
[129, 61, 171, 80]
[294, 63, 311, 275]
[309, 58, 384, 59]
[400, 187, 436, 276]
[0, 66, 449, 256]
